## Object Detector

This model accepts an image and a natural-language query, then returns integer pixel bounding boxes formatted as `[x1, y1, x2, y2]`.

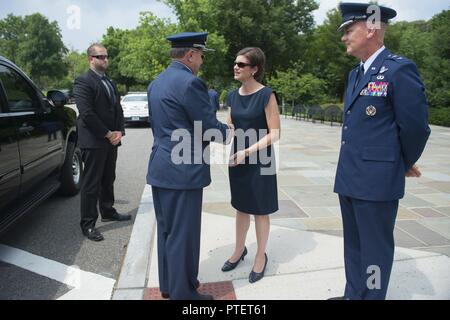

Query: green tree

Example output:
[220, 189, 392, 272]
[19, 14, 68, 88]
[0, 14, 25, 62]
[423, 10, 450, 111]
[102, 27, 138, 93]
[102, 12, 177, 93]
[269, 68, 325, 106]
[385, 21, 430, 71]
[268, 68, 302, 104]
[65, 51, 88, 82]
[296, 73, 326, 105]
[386, 11, 450, 114]
[54, 51, 88, 89]
[303, 9, 357, 102]
[162, 0, 229, 89]
[164, 0, 319, 80]
[0, 13, 68, 89]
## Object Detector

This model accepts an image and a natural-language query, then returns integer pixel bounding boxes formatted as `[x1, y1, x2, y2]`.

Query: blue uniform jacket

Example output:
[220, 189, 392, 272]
[146, 61, 229, 190]
[334, 48, 430, 201]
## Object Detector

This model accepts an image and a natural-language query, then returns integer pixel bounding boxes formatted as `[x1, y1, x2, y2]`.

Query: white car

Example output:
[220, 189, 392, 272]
[121, 92, 150, 125]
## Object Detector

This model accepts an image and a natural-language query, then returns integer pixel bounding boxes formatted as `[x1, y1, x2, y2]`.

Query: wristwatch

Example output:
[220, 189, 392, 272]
[105, 130, 113, 139]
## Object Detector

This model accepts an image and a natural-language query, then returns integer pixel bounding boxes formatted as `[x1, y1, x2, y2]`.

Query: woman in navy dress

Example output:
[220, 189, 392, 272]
[221, 47, 280, 283]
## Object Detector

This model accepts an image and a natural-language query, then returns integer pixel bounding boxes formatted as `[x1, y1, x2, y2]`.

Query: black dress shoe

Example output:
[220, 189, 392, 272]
[101, 213, 131, 222]
[221, 247, 247, 272]
[198, 294, 214, 300]
[161, 280, 201, 299]
[83, 228, 104, 241]
[161, 292, 170, 299]
[249, 253, 268, 283]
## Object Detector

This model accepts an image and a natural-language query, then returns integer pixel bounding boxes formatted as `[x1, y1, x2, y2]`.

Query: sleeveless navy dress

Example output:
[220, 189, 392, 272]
[226, 86, 278, 215]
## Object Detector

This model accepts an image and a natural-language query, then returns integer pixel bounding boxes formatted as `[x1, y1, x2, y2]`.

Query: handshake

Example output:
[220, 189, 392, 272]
[105, 130, 123, 146]
[225, 123, 248, 167]
[227, 123, 235, 135]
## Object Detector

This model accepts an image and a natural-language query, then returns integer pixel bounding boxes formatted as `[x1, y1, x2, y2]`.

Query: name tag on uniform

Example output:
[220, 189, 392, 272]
[360, 81, 389, 97]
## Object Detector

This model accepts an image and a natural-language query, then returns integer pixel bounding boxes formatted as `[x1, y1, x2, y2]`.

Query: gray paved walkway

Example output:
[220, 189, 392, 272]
[114, 110, 450, 300]
[205, 111, 450, 256]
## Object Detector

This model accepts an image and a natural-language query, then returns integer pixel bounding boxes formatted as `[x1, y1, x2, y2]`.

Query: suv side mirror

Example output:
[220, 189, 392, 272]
[47, 90, 68, 108]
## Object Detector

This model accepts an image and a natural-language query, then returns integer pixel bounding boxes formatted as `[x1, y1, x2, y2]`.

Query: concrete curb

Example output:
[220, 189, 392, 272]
[112, 184, 155, 300]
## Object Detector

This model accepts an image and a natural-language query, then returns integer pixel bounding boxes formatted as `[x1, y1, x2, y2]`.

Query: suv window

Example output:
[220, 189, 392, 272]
[0, 65, 42, 112]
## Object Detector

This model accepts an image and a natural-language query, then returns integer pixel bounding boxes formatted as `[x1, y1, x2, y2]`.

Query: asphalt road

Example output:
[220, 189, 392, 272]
[0, 125, 152, 300]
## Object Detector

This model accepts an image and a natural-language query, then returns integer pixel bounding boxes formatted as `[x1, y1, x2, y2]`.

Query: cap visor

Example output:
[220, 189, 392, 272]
[338, 19, 355, 31]
[193, 44, 215, 52]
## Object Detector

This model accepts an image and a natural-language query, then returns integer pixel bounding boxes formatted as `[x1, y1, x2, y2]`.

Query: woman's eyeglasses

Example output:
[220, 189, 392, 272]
[91, 55, 108, 60]
[234, 61, 253, 68]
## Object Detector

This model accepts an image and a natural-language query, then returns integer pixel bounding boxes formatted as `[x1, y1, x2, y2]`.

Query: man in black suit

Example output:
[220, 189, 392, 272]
[73, 43, 131, 242]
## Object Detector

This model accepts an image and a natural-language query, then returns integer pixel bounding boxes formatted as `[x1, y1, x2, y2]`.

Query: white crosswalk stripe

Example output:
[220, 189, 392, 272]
[0, 244, 115, 300]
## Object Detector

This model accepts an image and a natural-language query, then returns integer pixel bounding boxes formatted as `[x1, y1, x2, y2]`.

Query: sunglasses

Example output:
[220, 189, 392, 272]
[191, 49, 205, 60]
[91, 55, 108, 60]
[234, 61, 253, 68]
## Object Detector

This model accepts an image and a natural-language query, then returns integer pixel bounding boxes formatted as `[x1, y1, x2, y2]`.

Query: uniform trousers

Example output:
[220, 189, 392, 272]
[152, 186, 204, 300]
[339, 195, 398, 300]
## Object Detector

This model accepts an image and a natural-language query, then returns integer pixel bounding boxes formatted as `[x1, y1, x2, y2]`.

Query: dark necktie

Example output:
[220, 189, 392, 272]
[353, 64, 365, 93]
[102, 76, 116, 105]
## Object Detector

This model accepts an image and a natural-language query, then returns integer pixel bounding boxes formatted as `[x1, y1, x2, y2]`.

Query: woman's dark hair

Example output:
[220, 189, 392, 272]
[236, 47, 266, 82]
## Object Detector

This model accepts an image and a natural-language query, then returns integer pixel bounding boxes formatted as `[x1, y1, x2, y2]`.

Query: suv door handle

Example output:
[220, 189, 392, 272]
[19, 123, 34, 134]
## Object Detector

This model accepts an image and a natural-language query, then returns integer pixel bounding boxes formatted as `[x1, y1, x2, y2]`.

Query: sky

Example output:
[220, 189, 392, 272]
[1, 0, 449, 52]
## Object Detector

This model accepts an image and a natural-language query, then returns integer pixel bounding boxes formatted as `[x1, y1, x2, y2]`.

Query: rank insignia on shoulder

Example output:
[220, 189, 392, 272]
[379, 66, 388, 73]
[360, 81, 389, 97]
[366, 105, 377, 116]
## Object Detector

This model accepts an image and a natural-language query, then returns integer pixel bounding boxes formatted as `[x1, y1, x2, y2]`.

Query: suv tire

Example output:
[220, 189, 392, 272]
[59, 142, 83, 196]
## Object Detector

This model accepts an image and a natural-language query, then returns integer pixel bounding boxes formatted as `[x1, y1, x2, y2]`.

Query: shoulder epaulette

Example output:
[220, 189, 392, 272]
[386, 53, 408, 63]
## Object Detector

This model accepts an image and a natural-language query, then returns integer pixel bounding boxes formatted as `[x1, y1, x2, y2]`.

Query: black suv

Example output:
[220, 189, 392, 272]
[0, 56, 83, 234]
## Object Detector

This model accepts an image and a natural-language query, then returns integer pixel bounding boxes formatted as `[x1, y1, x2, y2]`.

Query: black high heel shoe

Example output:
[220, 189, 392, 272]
[221, 247, 247, 272]
[249, 253, 268, 283]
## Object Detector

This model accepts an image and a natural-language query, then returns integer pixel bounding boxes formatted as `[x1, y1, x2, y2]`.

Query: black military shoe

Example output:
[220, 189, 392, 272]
[161, 280, 201, 299]
[101, 213, 131, 222]
[161, 292, 170, 299]
[83, 228, 104, 241]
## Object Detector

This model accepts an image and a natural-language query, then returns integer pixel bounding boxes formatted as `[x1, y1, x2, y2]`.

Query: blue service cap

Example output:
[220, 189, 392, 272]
[338, 2, 397, 31]
[166, 32, 214, 52]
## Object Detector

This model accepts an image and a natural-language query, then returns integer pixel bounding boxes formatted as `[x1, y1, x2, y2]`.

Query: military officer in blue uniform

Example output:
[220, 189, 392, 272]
[146, 32, 233, 300]
[332, 3, 431, 300]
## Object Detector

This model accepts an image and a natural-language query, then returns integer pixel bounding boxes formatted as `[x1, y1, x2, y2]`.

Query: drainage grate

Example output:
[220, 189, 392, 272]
[144, 281, 236, 300]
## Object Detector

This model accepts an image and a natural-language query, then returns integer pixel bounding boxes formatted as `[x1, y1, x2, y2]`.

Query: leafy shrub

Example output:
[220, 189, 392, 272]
[429, 108, 450, 127]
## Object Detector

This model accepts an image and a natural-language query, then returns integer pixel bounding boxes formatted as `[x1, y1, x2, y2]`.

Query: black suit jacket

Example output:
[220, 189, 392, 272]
[73, 69, 125, 148]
